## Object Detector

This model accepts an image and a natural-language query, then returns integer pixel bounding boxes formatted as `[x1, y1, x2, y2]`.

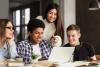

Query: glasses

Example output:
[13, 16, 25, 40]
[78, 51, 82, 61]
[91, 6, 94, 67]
[5, 27, 14, 30]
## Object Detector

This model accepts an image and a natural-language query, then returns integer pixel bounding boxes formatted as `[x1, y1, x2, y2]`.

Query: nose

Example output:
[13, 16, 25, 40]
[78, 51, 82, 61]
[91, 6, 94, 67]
[38, 33, 43, 38]
[52, 13, 56, 18]
[11, 29, 14, 33]
[68, 36, 73, 41]
[10, 28, 14, 32]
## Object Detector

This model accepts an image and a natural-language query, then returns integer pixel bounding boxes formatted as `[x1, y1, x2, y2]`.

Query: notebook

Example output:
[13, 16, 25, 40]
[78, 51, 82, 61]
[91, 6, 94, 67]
[48, 47, 75, 64]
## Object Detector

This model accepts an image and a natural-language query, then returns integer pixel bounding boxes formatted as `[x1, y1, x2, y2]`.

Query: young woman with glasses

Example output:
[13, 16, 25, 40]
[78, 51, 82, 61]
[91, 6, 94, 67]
[0, 19, 18, 61]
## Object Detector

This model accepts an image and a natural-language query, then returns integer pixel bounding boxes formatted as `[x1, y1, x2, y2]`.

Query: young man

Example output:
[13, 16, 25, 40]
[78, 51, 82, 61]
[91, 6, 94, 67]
[63, 24, 96, 61]
[17, 19, 52, 64]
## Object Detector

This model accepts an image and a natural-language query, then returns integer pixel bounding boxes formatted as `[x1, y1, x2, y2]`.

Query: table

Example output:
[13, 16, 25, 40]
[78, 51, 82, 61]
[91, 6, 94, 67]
[0, 60, 100, 67]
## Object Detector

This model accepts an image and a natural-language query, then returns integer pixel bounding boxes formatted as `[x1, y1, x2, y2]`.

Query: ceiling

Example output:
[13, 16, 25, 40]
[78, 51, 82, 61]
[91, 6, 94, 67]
[9, 0, 40, 8]
[9, 0, 100, 8]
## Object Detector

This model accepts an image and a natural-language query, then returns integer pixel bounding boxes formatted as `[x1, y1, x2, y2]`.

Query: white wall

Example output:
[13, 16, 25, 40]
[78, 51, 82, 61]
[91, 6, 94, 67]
[64, 0, 76, 44]
[0, 0, 9, 19]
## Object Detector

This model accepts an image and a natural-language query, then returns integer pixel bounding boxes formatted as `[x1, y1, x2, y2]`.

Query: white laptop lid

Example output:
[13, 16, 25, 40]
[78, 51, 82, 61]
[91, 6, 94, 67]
[48, 47, 75, 64]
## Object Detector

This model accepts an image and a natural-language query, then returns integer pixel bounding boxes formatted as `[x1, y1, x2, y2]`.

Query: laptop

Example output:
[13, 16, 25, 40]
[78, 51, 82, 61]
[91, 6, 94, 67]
[48, 47, 75, 64]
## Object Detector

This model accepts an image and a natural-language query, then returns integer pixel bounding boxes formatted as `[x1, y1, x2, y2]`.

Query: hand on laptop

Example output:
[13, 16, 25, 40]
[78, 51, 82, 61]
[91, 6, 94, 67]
[38, 57, 48, 61]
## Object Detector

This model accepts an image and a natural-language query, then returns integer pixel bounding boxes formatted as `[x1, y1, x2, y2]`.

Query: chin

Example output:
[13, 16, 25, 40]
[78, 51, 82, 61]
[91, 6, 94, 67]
[36, 40, 41, 44]
[47, 18, 54, 23]
[70, 43, 75, 46]
[50, 21, 54, 23]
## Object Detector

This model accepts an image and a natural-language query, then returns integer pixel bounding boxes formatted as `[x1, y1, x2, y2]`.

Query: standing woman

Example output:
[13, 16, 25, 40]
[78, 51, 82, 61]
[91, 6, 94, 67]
[36, 3, 64, 46]
[0, 19, 17, 61]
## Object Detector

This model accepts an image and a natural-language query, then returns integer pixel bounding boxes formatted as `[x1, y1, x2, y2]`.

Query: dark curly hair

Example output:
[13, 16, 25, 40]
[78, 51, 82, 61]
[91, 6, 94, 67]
[27, 18, 45, 33]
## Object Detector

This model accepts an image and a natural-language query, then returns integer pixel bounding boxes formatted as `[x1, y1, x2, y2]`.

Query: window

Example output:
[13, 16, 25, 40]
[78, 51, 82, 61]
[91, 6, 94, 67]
[11, 1, 40, 42]
[15, 10, 20, 34]
[25, 8, 30, 24]
[13, 8, 30, 42]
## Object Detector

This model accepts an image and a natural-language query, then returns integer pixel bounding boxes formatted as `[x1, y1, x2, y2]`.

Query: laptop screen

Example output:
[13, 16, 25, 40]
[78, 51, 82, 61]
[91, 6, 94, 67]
[48, 47, 75, 64]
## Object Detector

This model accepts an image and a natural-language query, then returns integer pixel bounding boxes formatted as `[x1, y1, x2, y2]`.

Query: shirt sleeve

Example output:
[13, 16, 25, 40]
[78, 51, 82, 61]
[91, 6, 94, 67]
[40, 40, 52, 58]
[87, 44, 95, 57]
[16, 42, 23, 57]
[36, 16, 43, 21]
[16, 41, 32, 64]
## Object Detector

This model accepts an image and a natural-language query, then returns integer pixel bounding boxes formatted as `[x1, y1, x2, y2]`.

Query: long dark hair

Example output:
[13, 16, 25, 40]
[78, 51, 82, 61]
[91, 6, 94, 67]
[43, 3, 64, 43]
[0, 19, 12, 45]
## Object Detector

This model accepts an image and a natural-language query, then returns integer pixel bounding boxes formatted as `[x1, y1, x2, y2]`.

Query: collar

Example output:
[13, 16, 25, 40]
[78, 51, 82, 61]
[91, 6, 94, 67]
[2, 42, 8, 50]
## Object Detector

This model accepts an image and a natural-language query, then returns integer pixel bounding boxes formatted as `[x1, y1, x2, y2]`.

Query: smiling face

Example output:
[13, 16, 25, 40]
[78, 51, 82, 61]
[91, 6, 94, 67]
[67, 30, 81, 46]
[29, 27, 44, 44]
[5, 22, 14, 39]
[47, 9, 57, 23]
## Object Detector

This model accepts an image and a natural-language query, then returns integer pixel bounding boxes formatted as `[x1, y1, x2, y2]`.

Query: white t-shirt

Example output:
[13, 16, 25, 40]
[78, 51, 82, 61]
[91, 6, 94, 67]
[32, 44, 41, 58]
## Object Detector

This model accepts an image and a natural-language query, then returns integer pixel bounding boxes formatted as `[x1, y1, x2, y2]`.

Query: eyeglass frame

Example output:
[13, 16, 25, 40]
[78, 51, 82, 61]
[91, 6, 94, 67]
[5, 27, 15, 30]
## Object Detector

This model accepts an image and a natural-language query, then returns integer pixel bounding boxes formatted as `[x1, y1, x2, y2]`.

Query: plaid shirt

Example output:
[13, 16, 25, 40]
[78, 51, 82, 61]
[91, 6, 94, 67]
[17, 39, 52, 64]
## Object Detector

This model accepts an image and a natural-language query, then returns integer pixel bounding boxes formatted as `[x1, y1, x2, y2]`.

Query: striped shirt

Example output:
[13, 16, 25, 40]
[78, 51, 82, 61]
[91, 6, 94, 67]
[17, 39, 52, 64]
